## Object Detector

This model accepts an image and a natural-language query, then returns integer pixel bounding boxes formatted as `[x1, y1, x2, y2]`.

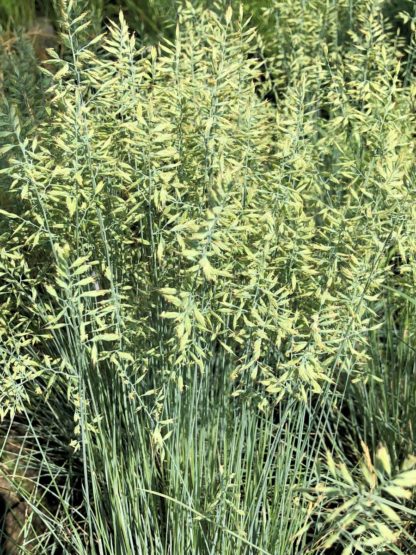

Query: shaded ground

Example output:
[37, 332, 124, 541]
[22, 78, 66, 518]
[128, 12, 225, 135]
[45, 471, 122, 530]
[0, 438, 44, 554]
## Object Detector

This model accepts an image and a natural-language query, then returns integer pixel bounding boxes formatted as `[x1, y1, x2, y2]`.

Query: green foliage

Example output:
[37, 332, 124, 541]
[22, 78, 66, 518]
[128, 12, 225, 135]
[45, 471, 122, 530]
[0, 1, 416, 554]
[0, 0, 36, 27]
[311, 446, 416, 554]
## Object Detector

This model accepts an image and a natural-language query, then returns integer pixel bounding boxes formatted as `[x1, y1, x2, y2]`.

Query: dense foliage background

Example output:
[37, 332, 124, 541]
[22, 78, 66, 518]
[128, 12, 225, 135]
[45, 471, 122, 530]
[0, 1, 416, 554]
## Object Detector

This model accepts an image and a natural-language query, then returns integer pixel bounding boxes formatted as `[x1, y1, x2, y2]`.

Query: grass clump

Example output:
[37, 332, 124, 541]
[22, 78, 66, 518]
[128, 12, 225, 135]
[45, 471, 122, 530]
[0, 1, 416, 554]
